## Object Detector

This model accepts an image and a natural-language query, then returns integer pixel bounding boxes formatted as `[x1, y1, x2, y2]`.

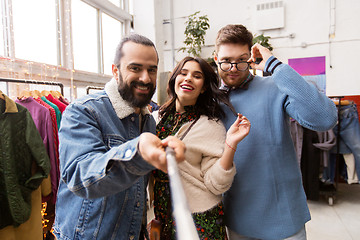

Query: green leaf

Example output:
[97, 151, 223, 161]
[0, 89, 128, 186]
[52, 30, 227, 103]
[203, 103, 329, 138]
[253, 34, 273, 51]
[180, 11, 210, 56]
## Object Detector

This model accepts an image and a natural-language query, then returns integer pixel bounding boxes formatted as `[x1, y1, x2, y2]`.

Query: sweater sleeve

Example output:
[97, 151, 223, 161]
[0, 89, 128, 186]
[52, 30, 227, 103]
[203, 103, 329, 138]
[265, 56, 338, 132]
[203, 158, 236, 195]
[180, 117, 236, 196]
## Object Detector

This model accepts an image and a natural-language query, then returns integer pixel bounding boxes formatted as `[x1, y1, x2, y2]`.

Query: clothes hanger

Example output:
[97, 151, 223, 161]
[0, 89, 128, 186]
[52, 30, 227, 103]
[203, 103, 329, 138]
[331, 98, 352, 106]
[50, 90, 62, 98]
[33, 90, 41, 98]
[30, 90, 40, 98]
[41, 89, 51, 97]
[56, 90, 63, 98]
[19, 89, 32, 99]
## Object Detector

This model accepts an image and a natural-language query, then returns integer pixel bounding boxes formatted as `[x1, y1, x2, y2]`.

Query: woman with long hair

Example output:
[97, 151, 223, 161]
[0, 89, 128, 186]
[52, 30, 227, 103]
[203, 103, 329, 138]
[151, 56, 251, 239]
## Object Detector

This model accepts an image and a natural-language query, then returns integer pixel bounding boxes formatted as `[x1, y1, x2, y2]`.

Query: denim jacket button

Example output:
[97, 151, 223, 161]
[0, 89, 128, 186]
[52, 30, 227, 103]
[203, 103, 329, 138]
[125, 149, 132, 158]
[137, 202, 140, 207]
[129, 235, 135, 240]
[131, 117, 135, 121]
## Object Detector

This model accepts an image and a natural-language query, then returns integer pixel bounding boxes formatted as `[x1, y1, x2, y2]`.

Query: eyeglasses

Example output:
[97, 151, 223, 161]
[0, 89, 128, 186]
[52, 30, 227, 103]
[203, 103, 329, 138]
[217, 61, 250, 72]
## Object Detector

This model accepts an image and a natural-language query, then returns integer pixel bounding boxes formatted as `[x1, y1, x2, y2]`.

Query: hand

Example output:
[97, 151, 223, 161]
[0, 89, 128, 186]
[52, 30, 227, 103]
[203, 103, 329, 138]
[248, 43, 273, 71]
[138, 133, 186, 172]
[226, 114, 251, 148]
[161, 136, 186, 164]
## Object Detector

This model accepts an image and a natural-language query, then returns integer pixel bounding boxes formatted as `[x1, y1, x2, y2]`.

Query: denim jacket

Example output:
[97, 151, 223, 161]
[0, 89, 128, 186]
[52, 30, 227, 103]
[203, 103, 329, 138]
[53, 78, 156, 240]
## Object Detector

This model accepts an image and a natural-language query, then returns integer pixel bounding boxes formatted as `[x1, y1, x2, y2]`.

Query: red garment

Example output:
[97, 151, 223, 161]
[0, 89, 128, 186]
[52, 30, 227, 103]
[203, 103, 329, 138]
[45, 94, 67, 113]
[58, 96, 70, 105]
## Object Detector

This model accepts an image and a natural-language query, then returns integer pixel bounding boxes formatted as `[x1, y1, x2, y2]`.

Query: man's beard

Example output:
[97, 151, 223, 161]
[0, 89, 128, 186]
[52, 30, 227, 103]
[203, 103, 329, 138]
[117, 74, 155, 108]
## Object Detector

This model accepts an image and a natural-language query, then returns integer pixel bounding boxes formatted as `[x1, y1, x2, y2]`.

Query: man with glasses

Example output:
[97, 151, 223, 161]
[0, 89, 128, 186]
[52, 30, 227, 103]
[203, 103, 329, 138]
[214, 24, 338, 240]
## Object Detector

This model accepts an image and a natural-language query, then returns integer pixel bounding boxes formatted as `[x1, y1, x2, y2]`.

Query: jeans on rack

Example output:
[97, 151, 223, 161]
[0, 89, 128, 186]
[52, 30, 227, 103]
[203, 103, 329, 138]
[328, 104, 360, 181]
[323, 153, 347, 183]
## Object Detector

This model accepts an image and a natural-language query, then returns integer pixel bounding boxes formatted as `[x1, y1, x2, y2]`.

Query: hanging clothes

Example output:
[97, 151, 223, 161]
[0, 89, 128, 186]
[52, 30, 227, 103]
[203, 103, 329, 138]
[0, 91, 50, 230]
[290, 120, 337, 200]
[313, 129, 337, 168]
[290, 118, 304, 166]
[330, 103, 360, 181]
[300, 128, 321, 200]
[15, 96, 59, 204]
[34, 97, 60, 197]
[45, 93, 67, 113]
[34, 97, 60, 151]
[41, 96, 62, 129]
[58, 95, 69, 106]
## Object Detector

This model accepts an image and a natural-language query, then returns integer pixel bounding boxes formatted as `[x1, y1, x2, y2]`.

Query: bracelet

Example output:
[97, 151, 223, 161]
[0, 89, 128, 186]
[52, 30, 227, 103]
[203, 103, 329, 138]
[225, 141, 236, 152]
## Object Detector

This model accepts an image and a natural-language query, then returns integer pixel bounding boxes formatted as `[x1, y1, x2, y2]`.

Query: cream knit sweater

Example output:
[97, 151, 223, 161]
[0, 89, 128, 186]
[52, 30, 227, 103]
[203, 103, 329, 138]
[152, 111, 236, 213]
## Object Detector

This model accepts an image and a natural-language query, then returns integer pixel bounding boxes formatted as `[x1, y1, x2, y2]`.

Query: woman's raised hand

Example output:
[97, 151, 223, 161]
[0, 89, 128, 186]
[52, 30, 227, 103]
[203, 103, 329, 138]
[226, 114, 251, 149]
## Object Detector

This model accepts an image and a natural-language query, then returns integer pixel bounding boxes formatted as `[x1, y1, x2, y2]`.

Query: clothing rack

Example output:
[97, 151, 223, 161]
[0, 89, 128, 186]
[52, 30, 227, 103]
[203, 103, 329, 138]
[86, 86, 103, 94]
[0, 77, 64, 96]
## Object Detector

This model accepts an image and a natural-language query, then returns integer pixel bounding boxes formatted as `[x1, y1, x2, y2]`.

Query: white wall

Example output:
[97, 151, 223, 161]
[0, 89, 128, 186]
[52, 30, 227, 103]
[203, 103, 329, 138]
[133, 0, 360, 96]
[132, 0, 155, 41]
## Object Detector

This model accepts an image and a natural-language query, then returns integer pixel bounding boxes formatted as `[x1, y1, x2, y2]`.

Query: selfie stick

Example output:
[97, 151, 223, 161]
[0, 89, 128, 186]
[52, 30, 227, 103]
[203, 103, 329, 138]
[166, 147, 200, 240]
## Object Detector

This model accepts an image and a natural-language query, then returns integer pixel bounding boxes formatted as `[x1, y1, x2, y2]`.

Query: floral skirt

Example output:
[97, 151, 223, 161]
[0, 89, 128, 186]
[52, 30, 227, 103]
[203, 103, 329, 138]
[153, 170, 227, 240]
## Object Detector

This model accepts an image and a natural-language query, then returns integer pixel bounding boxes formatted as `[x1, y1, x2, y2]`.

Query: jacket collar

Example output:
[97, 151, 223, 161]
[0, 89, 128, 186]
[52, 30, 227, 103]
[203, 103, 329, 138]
[104, 78, 150, 119]
[0, 90, 18, 113]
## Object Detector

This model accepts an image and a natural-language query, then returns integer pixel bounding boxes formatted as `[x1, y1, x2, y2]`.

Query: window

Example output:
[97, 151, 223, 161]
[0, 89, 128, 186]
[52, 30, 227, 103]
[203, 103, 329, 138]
[71, 0, 98, 73]
[129, 0, 134, 15]
[0, 2, 4, 56]
[12, 0, 57, 64]
[1, 0, 131, 101]
[0, 83, 7, 94]
[102, 13, 122, 75]
[76, 86, 87, 98]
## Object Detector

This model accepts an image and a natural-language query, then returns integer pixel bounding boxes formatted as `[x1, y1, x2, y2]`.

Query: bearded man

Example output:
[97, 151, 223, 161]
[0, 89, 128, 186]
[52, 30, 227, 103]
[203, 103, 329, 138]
[52, 34, 185, 240]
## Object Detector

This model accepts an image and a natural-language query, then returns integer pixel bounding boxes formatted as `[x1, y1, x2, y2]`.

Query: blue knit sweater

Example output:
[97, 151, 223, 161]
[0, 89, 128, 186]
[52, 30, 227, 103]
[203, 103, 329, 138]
[221, 56, 337, 239]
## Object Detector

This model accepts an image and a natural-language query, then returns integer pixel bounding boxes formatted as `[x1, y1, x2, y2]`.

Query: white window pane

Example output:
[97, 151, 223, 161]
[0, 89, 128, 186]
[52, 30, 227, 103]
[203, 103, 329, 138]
[0, 2, 4, 56]
[63, 86, 71, 101]
[102, 13, 122, 75]
[0, 83, 7, 94]
[72, 0, 98, 73]
[12, 0, 57, 65]
[129, 0, 133, 15]
[76, 86, 87, 99]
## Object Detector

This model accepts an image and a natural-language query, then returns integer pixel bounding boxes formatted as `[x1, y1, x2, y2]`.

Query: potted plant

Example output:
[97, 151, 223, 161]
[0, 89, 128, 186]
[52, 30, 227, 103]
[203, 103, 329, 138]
[178, 11, 210, 57]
